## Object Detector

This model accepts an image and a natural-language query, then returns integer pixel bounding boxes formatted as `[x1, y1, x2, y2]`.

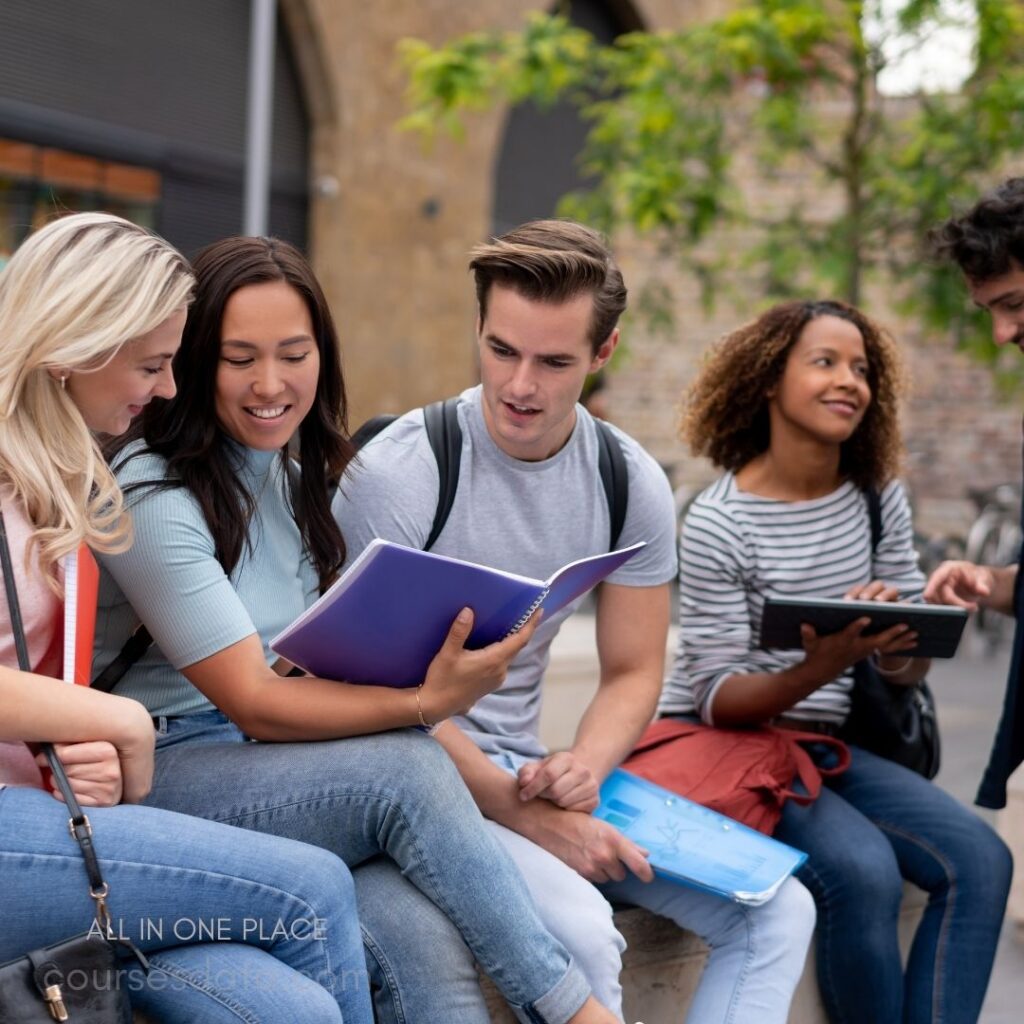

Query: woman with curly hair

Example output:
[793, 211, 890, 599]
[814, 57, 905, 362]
[660, 300, 1011, 1024]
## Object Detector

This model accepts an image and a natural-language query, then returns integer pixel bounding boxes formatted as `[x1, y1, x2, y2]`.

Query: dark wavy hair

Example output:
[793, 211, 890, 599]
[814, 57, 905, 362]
[681, 300, 907, 491]
[109, 236, 354, 588]
[930, 177, 1024, 282]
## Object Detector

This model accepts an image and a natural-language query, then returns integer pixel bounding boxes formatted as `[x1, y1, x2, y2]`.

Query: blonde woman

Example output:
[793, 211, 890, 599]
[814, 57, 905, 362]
[0, 213, 373, 1024]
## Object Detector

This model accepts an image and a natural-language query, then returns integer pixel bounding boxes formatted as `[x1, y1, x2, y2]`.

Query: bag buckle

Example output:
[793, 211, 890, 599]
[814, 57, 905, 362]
[42, 983, 68, 1021]
[68, 814, 93, 841]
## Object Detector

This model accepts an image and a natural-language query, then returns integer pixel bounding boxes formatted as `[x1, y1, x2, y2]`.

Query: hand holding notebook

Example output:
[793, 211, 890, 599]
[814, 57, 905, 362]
[271, 539, 645, 687]
[595, 769, 807, 905]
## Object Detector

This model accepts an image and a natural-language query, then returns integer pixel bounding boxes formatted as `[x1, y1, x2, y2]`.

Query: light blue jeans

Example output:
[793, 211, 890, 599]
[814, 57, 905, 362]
[0, 785, 372, 1023]
[355, 751, 817, 1024]
[145, 710, 591, 1024]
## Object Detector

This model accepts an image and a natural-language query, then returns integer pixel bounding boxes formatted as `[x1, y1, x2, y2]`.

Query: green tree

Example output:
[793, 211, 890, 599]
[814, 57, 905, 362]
[400, 1, 1024, 368]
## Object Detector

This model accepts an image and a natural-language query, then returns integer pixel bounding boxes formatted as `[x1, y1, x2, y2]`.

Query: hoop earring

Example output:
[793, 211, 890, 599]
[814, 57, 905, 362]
[60, 373, 68, 391]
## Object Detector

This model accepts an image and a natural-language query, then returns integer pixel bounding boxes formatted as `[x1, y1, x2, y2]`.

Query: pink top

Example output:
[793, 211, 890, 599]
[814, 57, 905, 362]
[1, 488, 62, 789]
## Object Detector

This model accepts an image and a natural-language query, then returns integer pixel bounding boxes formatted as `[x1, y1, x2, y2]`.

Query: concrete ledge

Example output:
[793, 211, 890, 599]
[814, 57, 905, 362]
[482, 886, 926, 1023]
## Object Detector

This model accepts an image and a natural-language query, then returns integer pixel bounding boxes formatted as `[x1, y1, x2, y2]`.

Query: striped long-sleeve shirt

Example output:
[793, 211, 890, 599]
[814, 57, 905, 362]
[659, 474, 925, 726]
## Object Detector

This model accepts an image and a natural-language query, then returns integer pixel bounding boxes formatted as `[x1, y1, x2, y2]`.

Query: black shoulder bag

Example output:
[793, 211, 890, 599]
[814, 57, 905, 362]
[841, 490, 942, 778]
[0, 507, 146, 1022]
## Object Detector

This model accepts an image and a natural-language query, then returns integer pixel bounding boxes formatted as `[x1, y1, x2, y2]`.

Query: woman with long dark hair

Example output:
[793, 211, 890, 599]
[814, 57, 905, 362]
[98, 236, 615, 1024]
[1, 213, 375, 1024]
[662, 299, 1011, 1024]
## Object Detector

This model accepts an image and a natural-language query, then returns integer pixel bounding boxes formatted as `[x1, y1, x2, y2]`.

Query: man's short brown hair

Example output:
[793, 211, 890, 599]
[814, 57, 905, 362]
[469, 220, 627, 353]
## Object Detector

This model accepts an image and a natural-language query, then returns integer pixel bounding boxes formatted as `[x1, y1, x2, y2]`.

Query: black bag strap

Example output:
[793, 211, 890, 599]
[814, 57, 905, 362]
[91, 624, 152, 694]
[596, 419, 628, 550]
[0, 507, 113, 929]
[865, 487, 883, 555]
[350, 414, 399, 450]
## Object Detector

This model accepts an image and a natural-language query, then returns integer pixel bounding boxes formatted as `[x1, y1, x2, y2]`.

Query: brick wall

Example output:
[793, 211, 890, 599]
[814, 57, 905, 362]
[284, 0, 1021, 536]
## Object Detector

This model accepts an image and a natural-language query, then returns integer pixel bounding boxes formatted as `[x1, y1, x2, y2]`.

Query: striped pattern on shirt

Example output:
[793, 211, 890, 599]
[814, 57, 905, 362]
[659, 474, 925, 725]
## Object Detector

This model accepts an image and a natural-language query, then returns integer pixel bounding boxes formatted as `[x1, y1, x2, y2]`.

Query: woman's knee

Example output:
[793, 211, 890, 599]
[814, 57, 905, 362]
[806, 827, 904, 915]
[757, 876, 817, 946]
[551, 887, 625, 982]
[370, 729, 466, 797]
[945, 816, 1014, 907]
[287, 844, 358, 919]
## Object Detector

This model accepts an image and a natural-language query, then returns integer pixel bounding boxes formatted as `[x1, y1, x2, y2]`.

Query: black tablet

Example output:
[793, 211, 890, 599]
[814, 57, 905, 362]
[759, 596, 968, 659]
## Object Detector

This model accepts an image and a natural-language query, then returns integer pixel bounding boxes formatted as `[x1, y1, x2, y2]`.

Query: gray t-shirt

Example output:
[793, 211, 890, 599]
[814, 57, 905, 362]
[333, 385, 677, 759]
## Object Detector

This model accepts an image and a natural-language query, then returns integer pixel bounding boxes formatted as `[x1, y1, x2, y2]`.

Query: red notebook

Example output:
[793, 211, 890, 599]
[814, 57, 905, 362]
[62, 545, 99, 686]
[34, 545, 100, 793]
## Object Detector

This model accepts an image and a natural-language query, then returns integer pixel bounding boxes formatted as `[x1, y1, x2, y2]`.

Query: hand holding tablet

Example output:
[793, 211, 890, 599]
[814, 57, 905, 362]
[759, 595, 968, 659]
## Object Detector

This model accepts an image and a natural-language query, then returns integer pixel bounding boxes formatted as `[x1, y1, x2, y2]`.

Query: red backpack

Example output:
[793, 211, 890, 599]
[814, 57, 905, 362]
[622, 718, 851, 835]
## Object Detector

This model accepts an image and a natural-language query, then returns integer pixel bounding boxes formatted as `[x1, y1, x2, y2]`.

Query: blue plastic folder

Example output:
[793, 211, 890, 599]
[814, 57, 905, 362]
[595, 769, 808, 905]
[271, 538, 645, 687]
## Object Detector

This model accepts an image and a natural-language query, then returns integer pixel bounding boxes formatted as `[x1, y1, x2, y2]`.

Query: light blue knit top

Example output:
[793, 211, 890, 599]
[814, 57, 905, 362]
[93, 440, 318, 717]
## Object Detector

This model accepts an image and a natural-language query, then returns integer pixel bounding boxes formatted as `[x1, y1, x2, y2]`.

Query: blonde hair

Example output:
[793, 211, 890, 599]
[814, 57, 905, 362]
[0, 213, 193, 584]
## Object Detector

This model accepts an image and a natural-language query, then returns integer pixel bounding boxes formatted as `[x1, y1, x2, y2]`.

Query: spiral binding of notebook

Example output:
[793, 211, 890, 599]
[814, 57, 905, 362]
[507, 588, 549, 635]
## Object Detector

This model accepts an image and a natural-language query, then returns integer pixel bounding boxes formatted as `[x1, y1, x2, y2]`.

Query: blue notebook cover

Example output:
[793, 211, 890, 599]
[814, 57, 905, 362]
[270, 539, 644, 687]
[595, 769, 808, 905]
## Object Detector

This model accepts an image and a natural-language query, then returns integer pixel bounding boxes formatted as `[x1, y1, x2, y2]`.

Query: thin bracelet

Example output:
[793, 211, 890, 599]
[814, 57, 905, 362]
[415, 685, 434, 729]
[872, 653, 913, 676]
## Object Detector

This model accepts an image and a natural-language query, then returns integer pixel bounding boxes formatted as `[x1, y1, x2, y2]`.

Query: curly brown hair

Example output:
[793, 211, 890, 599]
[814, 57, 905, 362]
[681, 300, 907, 491]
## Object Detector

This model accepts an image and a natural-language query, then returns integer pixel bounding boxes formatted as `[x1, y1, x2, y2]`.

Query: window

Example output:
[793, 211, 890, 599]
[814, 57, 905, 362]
[0, 139, 160, 268]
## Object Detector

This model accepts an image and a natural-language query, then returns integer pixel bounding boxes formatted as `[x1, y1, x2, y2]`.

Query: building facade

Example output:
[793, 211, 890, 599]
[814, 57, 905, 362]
[1, 0, 1017, 531]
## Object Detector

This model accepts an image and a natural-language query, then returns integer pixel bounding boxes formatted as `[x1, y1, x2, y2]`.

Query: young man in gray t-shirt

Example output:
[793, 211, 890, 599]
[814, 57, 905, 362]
[334, 220, 814, 1023]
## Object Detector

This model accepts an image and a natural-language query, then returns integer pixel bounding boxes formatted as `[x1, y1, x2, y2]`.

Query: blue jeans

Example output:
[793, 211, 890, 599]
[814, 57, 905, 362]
[773, 744, 1013, 1024]
[355, 752, 816, 1024]
[0, 785, 372, 1024]
[146, 711, 590, 1024]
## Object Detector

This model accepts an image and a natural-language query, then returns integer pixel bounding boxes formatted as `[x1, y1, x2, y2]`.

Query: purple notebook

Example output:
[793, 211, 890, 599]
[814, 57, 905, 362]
[270, 538, 645, 687]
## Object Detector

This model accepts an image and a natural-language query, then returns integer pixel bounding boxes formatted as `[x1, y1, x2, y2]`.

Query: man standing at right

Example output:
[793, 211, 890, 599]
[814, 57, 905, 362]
[926, 176, 1024, 809]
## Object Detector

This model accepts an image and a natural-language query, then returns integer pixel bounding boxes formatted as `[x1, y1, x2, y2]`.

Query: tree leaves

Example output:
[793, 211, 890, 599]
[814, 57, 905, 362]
[399, 1, 1024, 378]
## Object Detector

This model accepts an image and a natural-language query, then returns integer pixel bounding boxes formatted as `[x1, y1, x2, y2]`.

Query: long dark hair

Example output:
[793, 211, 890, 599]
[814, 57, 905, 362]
[110, 236, 354, 587]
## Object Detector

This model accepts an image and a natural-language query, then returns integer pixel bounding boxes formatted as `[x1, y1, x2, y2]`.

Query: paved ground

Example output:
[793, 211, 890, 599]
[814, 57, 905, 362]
[928, 640, 1024, 1024]
[539, 612, 1024, 1023]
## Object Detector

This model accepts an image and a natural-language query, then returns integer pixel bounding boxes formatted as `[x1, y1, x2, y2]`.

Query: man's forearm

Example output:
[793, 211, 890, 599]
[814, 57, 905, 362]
[571, 670, 660, 782]
[430, 722, 651, 880]
[432, 721, 543, 829]
[983, 565, 1018, 616]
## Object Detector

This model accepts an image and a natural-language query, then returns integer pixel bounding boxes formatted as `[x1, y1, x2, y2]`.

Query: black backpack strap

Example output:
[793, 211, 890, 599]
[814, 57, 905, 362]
[351, 414, 398, 450]
[595, 419, 629, 551]
[423, 398, 463, 551]
[865, 487, 883, 555]
[91, 624, 153, 693]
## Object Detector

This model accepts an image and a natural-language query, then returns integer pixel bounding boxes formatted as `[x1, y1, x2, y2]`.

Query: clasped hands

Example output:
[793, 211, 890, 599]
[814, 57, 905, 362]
[518, 750, 600, 813]
[517, 751, 654, 885]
